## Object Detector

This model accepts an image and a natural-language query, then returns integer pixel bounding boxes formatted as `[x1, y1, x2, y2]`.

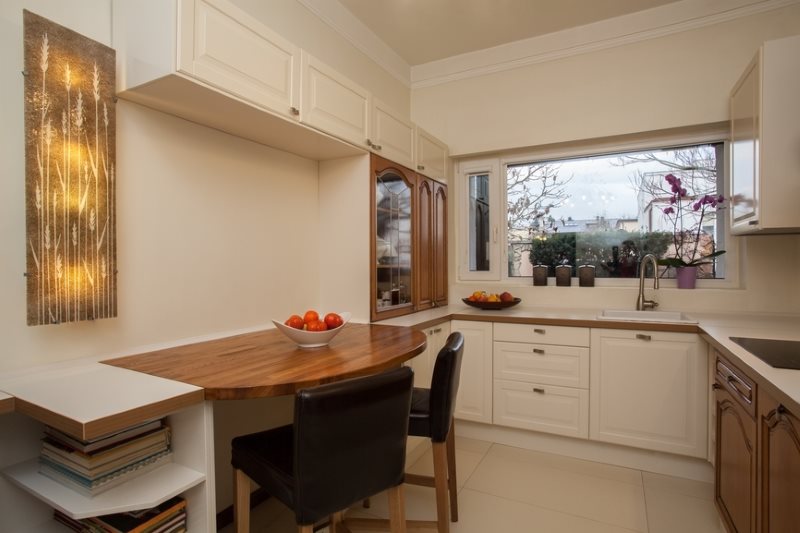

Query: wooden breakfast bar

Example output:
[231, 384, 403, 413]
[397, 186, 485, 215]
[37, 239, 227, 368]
[103, 323, 428, 400]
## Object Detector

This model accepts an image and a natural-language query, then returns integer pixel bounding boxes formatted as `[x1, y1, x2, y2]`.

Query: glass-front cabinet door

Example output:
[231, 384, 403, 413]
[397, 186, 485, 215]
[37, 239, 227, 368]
[371, 155, 415, 321]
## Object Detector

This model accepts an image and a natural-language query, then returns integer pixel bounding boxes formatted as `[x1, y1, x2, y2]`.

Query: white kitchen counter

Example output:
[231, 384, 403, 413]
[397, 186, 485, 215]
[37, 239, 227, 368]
[378, 304, 800, 413]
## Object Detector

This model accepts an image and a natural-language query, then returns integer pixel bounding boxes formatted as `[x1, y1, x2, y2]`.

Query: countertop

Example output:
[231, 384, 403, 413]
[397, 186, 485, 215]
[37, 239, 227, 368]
[380, 303, 800, 413]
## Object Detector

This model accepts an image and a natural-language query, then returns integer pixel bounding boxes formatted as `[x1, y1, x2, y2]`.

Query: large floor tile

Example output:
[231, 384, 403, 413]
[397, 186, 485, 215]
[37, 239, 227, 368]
[465, 446, 648, 531]
[644, 486, 724, 533]
[406, 442, 487, 490]
[642, 471, 714, 501]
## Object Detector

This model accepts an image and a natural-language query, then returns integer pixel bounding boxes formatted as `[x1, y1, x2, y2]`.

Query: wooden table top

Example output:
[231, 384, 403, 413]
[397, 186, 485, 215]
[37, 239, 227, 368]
[103, 323, 427, 400]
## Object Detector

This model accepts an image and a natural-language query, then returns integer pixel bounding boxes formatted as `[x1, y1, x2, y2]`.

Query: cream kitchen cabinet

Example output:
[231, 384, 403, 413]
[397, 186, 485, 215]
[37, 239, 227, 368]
[730, 35, 800, 235]
[415, 127, 449, 184]
[370, 99, 416, 170]
[452, 320, 493, 424]
[493, 323, 590, 439]
[300, 51, 371, 150]
[590, 329, 707, 458]
[113, 0, 361, 160]
[407, 322, 451, 389]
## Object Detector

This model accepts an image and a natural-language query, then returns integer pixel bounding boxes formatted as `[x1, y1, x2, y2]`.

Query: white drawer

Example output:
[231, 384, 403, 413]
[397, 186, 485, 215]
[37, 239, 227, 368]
[493, 380, 589, 439]
[494, 341, 589, 388]
[493, 323, 590, 347]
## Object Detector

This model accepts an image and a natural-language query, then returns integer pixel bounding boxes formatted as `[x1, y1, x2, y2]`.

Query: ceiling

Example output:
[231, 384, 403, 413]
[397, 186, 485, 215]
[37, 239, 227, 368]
[336, 0, 684, 65]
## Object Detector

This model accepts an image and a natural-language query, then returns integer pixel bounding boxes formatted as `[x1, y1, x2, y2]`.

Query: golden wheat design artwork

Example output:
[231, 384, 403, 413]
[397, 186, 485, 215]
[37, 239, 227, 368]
[24, 11, 116, 326]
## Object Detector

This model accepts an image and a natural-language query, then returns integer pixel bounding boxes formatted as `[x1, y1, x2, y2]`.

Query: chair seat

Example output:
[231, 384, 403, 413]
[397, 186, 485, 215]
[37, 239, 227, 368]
[231, 424, 295, 510]
[408, 387, 431, 438]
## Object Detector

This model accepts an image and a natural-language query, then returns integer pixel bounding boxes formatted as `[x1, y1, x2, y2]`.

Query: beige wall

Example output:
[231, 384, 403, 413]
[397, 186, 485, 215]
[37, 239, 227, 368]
[412, 4, 800, 155]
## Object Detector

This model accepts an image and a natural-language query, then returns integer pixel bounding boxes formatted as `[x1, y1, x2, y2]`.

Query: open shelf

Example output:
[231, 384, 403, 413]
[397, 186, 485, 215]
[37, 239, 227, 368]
[3, 459, 204, 520]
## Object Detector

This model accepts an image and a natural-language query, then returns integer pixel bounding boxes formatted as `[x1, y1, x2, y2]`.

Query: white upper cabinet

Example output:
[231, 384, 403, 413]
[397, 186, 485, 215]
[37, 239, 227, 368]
[730, 35, 800, 235]
[112, 0, 361, 160]
[370, 99, 416, 170]
[301, 51, 371, 149]
[415, 127, 449, 183]
[189, 0, 301, 120]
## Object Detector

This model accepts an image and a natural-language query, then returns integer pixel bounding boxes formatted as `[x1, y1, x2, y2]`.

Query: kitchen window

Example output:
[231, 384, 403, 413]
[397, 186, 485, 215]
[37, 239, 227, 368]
[459, 136, 731, 284]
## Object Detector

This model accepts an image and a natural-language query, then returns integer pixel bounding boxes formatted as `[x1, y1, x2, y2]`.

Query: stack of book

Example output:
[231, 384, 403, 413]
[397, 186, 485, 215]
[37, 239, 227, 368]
[53, 495, 187, 532]
[39, 419, 172, 497]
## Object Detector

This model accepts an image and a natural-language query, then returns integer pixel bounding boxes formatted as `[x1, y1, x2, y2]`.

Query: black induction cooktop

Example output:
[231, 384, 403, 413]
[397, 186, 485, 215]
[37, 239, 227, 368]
[730, 337, 800, 370]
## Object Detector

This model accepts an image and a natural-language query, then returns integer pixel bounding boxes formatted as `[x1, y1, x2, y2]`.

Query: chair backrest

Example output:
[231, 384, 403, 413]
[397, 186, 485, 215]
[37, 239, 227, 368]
[293, 366, 414, 525]
[429, 331, 465, 442]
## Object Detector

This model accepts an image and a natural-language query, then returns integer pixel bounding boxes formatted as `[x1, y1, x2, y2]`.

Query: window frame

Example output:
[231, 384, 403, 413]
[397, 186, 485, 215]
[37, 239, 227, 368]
[457, 126, 740, 289]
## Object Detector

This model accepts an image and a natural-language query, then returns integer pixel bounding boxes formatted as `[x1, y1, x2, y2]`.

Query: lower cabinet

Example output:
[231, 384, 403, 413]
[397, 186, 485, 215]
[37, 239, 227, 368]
[452, 320, 493, 424]
[407, 322, 451, 388]
[758, 387, 800, 533]
[493, 324, 590, 439]
[714, 355, 757, 533]
[590, 329, 707, 457]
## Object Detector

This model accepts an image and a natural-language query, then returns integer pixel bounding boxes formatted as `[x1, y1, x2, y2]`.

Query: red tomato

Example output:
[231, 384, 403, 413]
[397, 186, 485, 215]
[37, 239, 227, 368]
[303, 310, 319, 324]
[324, 312, 343, 330]
[306, 320, 328, 332]
[285, 315, 304, 330]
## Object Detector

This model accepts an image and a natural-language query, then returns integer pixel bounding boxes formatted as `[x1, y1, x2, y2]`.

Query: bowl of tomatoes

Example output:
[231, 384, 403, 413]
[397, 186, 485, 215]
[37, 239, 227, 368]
[272, 310, 351, 348]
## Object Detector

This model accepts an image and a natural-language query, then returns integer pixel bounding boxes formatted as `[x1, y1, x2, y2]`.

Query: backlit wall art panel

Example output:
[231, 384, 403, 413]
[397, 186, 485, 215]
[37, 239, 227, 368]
[24, 11, 116, 325]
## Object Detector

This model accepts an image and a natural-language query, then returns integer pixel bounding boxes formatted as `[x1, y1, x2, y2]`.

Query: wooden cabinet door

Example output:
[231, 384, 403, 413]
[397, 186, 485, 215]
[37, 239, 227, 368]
[415, 178, 434, 311]
[371, 155, 415, 321]
[452, 320, 493, 424]
[715, 384, 757, 533]
[759, 391, 800, 533]
[432, 181, 448, 306]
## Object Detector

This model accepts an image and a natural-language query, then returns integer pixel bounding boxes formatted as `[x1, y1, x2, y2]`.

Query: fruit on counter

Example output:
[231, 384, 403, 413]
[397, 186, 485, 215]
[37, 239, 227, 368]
[466, 290, 515, 302]
[285, 310, 345, 331]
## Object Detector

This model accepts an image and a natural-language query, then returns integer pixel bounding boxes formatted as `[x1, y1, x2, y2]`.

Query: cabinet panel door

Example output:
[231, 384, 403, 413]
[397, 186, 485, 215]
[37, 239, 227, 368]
[759, 392, 800, 533]
[416, 178, 434, 310]
[590, 330, 707, 457]
[371, 99, 414, 169]
[715, 386, 756, 533]
[432, 182, 448, 306]
[730, 57, 759, 232]
[451, 320, 493, 424]
[192, 0, 300, 119]
[494, 380, 588, 438]
[301, 52, 370, 148]
[416, 128, 448, 183]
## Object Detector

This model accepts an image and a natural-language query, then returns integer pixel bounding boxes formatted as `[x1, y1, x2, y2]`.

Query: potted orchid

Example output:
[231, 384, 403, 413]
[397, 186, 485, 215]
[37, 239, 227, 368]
[656, 174, 726, 288]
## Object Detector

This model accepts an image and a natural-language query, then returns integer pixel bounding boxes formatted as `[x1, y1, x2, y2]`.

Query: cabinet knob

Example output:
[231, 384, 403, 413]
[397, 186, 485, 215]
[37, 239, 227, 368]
[417, 165, 425, 171]
[635, 334, 652, 341]
[290, 106, 300, 116]
[748, 220, 758, 226]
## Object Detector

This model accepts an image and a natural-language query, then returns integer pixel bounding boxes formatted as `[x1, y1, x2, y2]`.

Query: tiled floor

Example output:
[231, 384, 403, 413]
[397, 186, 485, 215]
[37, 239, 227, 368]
[224, 436, 724, 532]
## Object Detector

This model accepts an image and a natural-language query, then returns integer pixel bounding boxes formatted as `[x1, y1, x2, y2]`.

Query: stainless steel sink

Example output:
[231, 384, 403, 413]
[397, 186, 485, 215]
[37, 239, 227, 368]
[596, 309, 698, 324]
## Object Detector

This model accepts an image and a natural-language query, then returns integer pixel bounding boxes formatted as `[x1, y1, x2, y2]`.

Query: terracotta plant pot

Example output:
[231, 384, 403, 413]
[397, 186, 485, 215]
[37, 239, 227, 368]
[676, 266, 698, 289]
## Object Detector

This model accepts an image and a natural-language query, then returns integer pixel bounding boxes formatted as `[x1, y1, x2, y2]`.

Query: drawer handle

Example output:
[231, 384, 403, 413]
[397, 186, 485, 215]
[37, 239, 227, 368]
[532, 348, 545, 355]
[748, 220, 758, 225]
[533, 387, 545, 394]
[636, 334, 651, 341]
[431, 328, 442, 334]
[290, 106, 300, 115]
[533, 328, 546, 334]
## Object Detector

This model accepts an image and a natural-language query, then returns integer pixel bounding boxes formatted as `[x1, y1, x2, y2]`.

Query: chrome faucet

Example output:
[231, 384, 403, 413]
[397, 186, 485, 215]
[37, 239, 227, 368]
[636, 254, 659, 311]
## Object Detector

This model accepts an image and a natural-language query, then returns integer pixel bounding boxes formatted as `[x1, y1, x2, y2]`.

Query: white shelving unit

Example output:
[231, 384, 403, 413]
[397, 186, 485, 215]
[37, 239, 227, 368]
[0, 362, 214, 532]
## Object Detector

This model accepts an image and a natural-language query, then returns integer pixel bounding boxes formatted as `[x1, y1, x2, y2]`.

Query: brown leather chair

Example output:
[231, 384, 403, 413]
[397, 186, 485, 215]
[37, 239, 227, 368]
[231, 366, 414, 533]
[357, 332, 465, 533]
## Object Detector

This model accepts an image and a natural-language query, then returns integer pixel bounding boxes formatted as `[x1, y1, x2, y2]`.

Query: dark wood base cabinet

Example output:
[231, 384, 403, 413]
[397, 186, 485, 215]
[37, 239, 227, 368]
[759, 391, 800, 533]
[713, 349, 800, 533]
